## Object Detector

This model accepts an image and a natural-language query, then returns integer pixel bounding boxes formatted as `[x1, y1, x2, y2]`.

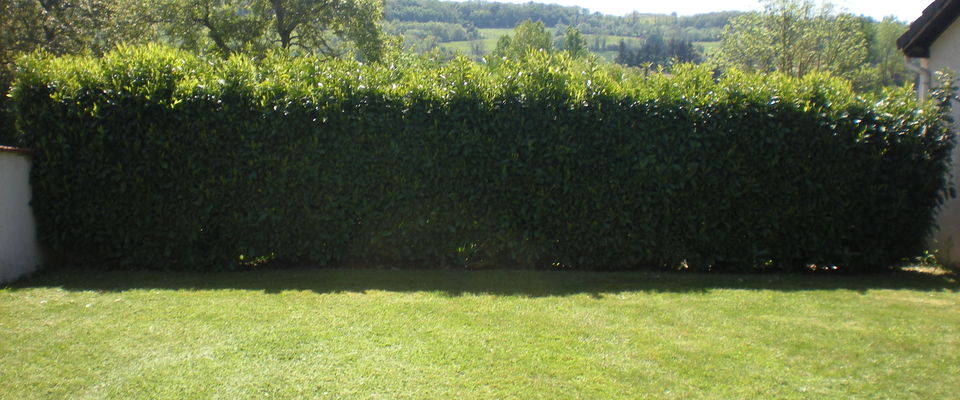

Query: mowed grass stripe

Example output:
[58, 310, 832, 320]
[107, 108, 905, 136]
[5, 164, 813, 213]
[1, 269, 957, 399]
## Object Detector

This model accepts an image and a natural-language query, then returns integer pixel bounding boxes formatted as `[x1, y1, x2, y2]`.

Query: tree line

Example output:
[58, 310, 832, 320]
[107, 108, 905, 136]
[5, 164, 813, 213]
[384, 0, 741, 41]
[472, 0, 908, 93]
[381, 0, 909, 92]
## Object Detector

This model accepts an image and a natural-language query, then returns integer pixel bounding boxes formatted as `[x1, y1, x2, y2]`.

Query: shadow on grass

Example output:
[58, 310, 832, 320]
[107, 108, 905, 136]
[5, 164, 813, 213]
[6, 266, 958, 297]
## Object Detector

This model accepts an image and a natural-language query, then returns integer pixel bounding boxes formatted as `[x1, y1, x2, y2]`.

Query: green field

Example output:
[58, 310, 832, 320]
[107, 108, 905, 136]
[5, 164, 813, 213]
[2, 267, 958, 399]
[438, 29, 644, 57]
[436, 29, 718, 62]
[438, 28, 514, 56]
[695, 40, 721, 56]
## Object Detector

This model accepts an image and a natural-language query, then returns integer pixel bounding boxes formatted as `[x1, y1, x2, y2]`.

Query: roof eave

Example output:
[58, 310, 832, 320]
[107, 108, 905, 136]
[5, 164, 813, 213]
[898, 0, 960, 58]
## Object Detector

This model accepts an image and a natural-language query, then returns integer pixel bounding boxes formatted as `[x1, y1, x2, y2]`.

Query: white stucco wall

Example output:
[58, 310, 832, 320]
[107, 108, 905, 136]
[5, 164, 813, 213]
[0, 149, 39, 283]
[928, 19, 960, 265]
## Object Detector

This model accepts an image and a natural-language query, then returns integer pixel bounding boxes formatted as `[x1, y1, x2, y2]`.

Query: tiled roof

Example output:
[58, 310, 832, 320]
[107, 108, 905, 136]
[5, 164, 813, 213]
[0, 145, 32, 155]
[898, 0, 960, 57]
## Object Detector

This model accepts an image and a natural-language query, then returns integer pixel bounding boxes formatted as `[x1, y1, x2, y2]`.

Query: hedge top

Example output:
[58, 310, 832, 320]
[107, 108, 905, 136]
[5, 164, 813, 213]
[13, 44, 909, 109]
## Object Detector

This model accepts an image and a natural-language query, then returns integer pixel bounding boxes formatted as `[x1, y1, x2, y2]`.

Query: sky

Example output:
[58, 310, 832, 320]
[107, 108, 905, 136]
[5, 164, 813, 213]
[450, 0, 929, 23]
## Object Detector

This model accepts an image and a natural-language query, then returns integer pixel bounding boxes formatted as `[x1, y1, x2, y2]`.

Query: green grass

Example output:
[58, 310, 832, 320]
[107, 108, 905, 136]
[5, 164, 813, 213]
[437, 39, 484, 54]
[477, 28, 515, 38]
[595, 50, 620, 62]
[694, 41, 721, 57]
[438, 29, 512, 55]
[2, 268, 958, 399]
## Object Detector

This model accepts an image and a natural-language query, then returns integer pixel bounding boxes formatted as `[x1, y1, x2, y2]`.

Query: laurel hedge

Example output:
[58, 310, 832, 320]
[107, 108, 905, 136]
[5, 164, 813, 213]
[10, 45, 955, 272]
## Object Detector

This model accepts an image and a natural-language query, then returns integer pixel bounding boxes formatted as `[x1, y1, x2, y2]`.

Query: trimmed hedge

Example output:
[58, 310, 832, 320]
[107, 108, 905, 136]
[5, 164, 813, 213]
[11, 45, 956, 272]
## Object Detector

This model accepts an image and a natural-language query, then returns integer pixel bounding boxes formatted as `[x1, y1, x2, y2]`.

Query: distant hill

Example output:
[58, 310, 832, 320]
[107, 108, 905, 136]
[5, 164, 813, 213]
[384, 0, 742, 41]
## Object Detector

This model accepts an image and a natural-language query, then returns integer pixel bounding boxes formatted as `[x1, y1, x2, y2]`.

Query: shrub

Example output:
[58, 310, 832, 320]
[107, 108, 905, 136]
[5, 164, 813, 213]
[11, 45, 955, 272]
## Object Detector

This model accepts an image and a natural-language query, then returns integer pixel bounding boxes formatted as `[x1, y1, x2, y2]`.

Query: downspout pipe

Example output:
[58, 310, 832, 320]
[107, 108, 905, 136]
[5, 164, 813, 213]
[904, 56, 932, 103]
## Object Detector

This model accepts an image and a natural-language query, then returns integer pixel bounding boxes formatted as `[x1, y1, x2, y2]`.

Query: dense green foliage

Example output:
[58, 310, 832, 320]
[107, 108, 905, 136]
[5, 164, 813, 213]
[142, 0, 387, 60]
[713, 0, 908, 92]
[11, 45, 955, 272]
[0, 0, 387, 61]
[716, 0, 863, 79]
[861, 16, 912, 89]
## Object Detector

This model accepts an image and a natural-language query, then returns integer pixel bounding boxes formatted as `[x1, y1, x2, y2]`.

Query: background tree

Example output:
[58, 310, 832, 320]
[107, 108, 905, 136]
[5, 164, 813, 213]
[268, 0, 386, 60]
[712, 0, 867, 79]
[0, 0, 153, 145]
[469, 40, 485, 60]
[616, 34, 702, 69]
[614, 39, 629, 65]
[490, 20, 553, 60]
[151, 0, 270, 55]
[147, 0, 386, 60]
[561, 26, 587, 58]
[0, 0, 151, 57]
[863, 16, 910, 88]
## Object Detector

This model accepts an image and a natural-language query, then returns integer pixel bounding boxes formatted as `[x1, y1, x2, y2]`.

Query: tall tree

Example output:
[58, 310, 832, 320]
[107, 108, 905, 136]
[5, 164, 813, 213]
[149, 0, 386, 60]
[614, 39, 629, 65]
[561, 26, 587, 58]
[490, 19, 553, 60]
[268, 0, 385, 60]
[865, 16, 910, 87]
[1, 0, 151, 67]
[713, 0, 867, 79]
[1, 0, 151, 144]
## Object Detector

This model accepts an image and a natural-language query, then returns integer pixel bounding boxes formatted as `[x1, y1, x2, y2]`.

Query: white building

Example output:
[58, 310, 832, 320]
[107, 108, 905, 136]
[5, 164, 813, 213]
[0, 146, 39, 283]
[899, 0, 960, 265]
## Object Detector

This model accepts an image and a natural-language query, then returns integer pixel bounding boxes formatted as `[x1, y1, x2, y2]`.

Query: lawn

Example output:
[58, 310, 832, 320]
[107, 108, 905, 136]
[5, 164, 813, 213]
[438, 28, 511, 55]
[694, 40, 721, 57]
[2, 268, 958, 399]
